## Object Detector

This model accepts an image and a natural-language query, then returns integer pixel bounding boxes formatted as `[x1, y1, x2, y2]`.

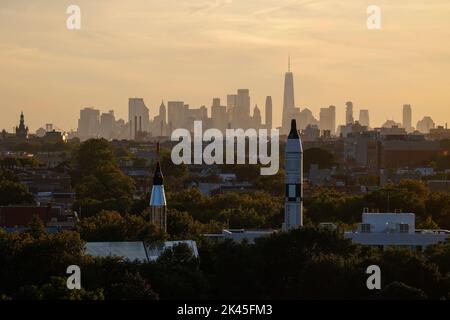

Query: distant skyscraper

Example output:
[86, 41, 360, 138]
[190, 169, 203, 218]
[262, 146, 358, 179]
[159, 100, 167, 125]
[319, 105, 336, 135]
[345, 101, 354, 125]
[167, 101, 185, 131]
[235, 89, 251, 128]
[226, 94, 237, 127]
[45, 124, 53, 132]
[77, 107, 100, 141]
[100, 110, 115, 140]
[302, 124, 320, 142]
[149, 160, 167, 233]
[403, 104, 412, 132]
[382, 119, 402, 128]
[167, 101, 208, 132]
[253, 104, 262, 129]
[282, 57, 296, 134]
[185, 105, 208, 132]
[149, 101, 167, 137]
[359, 109, 370, 127]
[212, 98, 220, 108]
[211, 98, 227, 132]
[298, 108, 318, 130]
[265, 96, 272, 130]
[330, 105, 336, 134]
[227, 94, 237, 110]
[283, 119, 303, 231]
[417, 116, 435, 134]
[129, 98, 149, 140]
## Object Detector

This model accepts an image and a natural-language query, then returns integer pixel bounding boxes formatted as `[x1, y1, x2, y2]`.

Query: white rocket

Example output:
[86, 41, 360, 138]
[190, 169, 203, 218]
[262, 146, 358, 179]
[150, 161, 167, 232]
[283, 119, 303, 231]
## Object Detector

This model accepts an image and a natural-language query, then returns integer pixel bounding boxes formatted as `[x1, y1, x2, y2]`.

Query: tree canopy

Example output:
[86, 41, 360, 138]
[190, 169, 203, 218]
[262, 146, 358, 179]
[71, 139, 135, 215]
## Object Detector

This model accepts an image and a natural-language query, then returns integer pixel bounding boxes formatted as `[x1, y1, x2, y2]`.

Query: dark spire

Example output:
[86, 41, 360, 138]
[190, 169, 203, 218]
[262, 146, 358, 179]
[288, 119, 299, 139]
[153, 162, 164, 185]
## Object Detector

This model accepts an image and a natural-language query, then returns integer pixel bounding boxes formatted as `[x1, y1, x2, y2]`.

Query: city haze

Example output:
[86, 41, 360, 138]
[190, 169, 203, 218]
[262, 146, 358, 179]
[1, 0, 450, 131]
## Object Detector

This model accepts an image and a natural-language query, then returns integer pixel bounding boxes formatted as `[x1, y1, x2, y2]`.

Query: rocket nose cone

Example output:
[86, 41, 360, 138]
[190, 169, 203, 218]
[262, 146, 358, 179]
[153, 162, 164, 185]
[288, 119, 300, 139]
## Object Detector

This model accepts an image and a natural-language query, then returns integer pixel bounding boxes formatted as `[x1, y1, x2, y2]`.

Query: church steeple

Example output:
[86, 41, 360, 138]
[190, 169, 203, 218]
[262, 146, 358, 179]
[15, 111, 29, 139]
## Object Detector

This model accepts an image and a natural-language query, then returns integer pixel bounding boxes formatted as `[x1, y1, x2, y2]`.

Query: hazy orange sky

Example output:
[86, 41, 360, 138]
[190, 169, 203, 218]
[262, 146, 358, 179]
[1, 0, 449, 132]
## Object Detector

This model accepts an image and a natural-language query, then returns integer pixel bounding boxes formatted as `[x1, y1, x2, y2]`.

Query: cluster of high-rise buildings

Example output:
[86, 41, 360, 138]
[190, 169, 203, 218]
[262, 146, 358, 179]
[74, 62, 328, 142]
[76, 90, 273, 142]
[0, 59, 435, 142]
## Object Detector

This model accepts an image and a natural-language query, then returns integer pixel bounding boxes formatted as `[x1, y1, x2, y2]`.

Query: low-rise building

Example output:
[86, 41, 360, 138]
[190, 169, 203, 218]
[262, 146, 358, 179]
[380, 135, 440, 168]
[0, 205, 77, 230]
[344, 210, 449, 250]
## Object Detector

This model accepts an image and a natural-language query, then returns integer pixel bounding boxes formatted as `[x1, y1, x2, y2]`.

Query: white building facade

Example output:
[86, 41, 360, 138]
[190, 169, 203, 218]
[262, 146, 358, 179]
[344, 210, 449, 250]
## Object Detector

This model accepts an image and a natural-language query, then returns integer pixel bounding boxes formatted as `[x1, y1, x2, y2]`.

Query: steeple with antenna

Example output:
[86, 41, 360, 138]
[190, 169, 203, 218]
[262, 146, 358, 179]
[15, 111, 29, 139]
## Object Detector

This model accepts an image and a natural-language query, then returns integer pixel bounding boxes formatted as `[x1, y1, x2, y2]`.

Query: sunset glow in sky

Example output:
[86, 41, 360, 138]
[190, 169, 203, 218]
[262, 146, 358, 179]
[1, 0, 449, 131]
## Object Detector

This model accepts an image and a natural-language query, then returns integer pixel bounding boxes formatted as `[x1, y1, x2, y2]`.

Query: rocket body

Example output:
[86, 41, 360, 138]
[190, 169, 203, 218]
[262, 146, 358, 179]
[283, 119, 303, 231]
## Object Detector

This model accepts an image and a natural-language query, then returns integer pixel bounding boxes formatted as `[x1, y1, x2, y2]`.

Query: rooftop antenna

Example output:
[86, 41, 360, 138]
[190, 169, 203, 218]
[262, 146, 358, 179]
[288, 54, 291, 72]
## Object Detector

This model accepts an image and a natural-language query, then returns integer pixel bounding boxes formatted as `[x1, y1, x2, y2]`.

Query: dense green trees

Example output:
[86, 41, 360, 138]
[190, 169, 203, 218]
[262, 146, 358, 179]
[425, 242, 450, 275]
[0, 157, 40, 169]
[15, 277, 105, 300]
[198, 227, 450, 299]
[377, 248, 445, 299]
[150, 150, 188, 193]
[141, 243, 210, 299]
[0, 138, 79, 155]
[2, 137, 450, 300]
[69, 140, 450, 232]
[76, 210, 165, 242]
[2, 220, 450, 300]
[168, 188, 283, 229]
[71, 139, 135, 216]
[0, 170, 34, 206]
[376, 281, 428, 300]
[426, 192, 450, 229]
[306, 180, 450, 230]
[167, 209, 222, 240]
[0, 228, 87, 294]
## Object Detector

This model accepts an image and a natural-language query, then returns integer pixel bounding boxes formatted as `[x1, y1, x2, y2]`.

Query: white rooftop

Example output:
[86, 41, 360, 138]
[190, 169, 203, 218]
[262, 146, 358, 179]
[85, 240, 198, 262]
[85, 242, 148, 262]
[362, 212, 415, 234]
[344, 211, 450, 248]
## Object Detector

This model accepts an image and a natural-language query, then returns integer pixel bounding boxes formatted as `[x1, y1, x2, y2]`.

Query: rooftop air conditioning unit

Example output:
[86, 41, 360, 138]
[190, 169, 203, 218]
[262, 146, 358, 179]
[360, 223, 371, 233]
[397, 223, 409, 233]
